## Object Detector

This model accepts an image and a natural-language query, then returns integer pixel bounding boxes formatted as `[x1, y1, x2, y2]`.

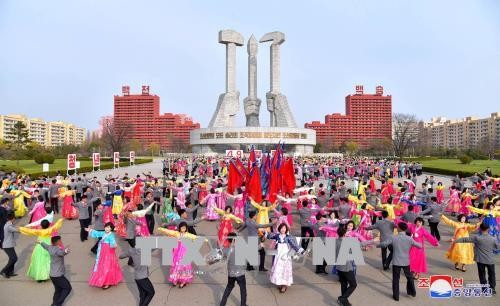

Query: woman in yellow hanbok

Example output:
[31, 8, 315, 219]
[19, 218, 64, 281]
[11, 188, 31, 218]
[112, 186, 124, 215]
[250, 198, 277, 236]
[441, 214, 480, 271]
[357, 182, 368, 201]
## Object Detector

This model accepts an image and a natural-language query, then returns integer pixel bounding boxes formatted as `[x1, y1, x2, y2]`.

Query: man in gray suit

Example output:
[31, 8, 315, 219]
[237, 211, 274, 271]
[120, 247, 155, 305]
[456, 223, 498, 295]
[366, 210, 396, 270]
[72, 195, 91, 241]
[220, 232, 247, 306]
[1, 212, 19, 278]
[419, 196, 445, 241]
[377, 222, 422, 301]
[40, 236, 72, 306]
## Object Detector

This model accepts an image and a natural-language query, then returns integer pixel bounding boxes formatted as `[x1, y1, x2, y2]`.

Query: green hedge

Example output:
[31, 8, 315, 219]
[423, 166, 475, 177]
[0, 165, 25, 174]
[34, 153, 55, 164]
[29, 158, 153, 178]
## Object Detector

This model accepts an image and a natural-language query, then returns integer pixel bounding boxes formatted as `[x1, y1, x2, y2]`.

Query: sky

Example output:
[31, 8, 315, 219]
[1, 0, 499, 131]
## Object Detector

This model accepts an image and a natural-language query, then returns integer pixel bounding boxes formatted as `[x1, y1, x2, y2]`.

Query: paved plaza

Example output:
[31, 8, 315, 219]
[0, 160, 498, 306]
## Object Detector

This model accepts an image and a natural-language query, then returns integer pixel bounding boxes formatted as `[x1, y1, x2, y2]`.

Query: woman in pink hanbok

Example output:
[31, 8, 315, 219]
[207, 164, 214, 178]
[226, 188, 246, 221]
[201, 188, 219, 220]
[319, 211, 340, 238]
[29, 196, 47, 225]
[351, 203, 381, 242]
[87, 223, 123, 289]
[132, 203, 155, 237]
[216, 185, 227, 210]
[175, 183, 186, 209]
[344, 221, 369, 248]
[157, 222, 205, 288]
[459, 189, 477, 216]
[446, 186, 461, 214]
[398, 217, 439, 279]
[277, 194, 296, 226]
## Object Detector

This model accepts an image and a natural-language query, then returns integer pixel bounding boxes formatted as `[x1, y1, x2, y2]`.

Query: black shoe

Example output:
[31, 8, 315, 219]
[383, 266, 390, 271]
[337, 297, 350, 306]
[492, 290, 496, 295]
[246, 266, 255, 271]
[393, 296, 399, 301]
[0, 272, 9, 278]
[408, 293, 416, 297]
[8, 273, 17, 277]
[259, 267, 268, 272]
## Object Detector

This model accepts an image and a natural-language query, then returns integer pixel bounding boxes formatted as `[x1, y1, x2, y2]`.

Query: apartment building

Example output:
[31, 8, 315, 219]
[0, 114, 86, 146]
[422, 112, 500, 149]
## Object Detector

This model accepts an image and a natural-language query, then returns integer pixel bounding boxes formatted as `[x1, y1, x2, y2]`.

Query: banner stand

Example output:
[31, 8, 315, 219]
[113, 152, 120, 169]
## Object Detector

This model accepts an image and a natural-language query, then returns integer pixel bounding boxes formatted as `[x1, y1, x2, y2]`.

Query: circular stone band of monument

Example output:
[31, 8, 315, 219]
[190, 127, 316, 154]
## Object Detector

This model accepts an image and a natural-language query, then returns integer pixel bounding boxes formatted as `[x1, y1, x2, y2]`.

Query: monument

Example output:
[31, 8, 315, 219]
[243, 35, 261, 127]
[208, 30, 244, 128]
[260, 31, 297, 128]
[191, 30, 316, 154]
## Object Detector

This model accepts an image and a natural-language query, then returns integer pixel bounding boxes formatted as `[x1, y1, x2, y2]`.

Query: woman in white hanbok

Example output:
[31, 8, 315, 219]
[268, 223, 304, 293]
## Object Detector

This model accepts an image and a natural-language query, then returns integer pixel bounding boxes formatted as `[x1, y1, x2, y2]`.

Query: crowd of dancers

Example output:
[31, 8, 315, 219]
[0, 156, 498, 306]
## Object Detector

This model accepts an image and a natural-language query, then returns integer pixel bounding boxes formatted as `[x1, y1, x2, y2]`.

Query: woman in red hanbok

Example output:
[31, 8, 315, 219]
[214, 206, 243, 248]
[436, 182, 445, 204]
[60, 187, 78, 220]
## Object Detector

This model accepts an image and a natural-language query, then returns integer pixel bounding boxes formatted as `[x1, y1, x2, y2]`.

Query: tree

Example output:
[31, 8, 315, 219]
[341, 140, 358, 155]
[367, 137, 392, 156]
[148, 143, 160, 157]
[128, 139, 143, 154]
[476, 136, 497, 160]
[392, 113, 419, 157]
[6, 121, 30, 167]
[313, 143, 322, 153]
[101, 119, 132, 153]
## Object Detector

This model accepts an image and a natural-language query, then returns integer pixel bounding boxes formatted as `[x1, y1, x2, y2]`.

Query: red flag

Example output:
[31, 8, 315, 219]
[234, 159, 249, 183]
[280, 158, 296, 195]
[227, 162, 243, 194]
[249, 147, 256, 168]
[247, 167, 262, 203]
[267, 167, 279, 203]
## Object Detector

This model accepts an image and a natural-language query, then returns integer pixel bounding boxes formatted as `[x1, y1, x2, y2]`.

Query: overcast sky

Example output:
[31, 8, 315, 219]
[1, 0, 499, 131]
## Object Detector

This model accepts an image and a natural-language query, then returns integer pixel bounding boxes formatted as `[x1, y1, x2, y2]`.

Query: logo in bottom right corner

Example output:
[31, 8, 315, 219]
[418, 275, 492, 298]
[429, 275, 454, 298]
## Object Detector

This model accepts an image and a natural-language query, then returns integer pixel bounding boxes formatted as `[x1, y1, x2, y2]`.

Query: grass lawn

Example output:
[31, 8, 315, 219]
[418, 159, 500, 176]
[0, 159, 122, 174]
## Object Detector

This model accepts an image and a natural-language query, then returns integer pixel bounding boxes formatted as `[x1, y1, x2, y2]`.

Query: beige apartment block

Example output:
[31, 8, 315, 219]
[422, 112, 500, 149]
[0, 114, 86, 147]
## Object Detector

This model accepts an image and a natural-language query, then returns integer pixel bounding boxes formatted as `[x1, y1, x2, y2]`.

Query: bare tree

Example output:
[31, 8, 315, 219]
[101, 119, 132, 154]
[392, 113, 419, 157]
[477, 135, 497, 159]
